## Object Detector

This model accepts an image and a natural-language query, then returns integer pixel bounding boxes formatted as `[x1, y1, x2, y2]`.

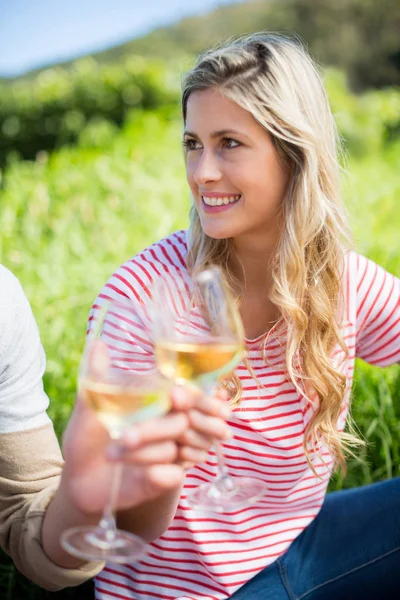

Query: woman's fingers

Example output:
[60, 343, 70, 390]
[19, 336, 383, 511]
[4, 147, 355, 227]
[87, 384, 232, 473]
[145, 464, 185, 490]
[170, 384, 199, 411]
[177, 445, 209, 465]
[187, 409, 232, 441]
[107, 440, 179, 464]
[171, 385, 231, 420]
[193, 392, 231, 420]
[215, 387, 230, 402]
[120, 412, 188, 449]
[179, 428, 211, 450]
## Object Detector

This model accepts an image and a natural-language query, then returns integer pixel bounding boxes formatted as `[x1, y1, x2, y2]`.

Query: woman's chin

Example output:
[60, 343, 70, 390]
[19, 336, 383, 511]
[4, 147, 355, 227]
[203, 229, 231, 240]
[200, 221, 234, 240]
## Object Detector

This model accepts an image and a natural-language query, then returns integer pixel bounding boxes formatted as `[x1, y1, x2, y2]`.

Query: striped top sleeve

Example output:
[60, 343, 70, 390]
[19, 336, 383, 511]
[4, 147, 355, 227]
[87, 231, 189, 371]
[355, 254, 400, 366]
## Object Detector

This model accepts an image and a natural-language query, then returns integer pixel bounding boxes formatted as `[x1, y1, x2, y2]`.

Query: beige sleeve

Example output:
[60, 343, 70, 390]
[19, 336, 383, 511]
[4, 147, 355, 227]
[0, 423, 103, 590]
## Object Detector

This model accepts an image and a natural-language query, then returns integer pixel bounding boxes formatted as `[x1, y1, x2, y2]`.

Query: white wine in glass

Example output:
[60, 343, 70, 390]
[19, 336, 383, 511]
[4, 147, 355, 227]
[153, 267, 267, 512]
[81, 378, 170, 435]
[61, 299, 171, 563]
[155, 338, 243, 384]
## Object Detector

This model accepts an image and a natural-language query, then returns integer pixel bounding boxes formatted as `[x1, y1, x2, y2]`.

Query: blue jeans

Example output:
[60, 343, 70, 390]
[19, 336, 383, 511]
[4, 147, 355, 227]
[230, 478, 400, 599]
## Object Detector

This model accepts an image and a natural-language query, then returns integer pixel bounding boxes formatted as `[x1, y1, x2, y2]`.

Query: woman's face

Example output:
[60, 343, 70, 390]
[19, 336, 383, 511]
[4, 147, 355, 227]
[184, 87, 290, 243]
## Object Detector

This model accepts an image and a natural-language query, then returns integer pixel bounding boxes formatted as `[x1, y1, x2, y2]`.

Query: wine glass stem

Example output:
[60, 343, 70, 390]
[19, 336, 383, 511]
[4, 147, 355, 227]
[99, 461, 123, 542]
[201, 381, 231, 479]
[213, 441, 229, 476]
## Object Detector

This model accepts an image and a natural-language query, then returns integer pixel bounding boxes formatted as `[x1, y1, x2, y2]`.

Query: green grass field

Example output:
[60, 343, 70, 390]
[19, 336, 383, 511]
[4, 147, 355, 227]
[0, 71, 399, 598]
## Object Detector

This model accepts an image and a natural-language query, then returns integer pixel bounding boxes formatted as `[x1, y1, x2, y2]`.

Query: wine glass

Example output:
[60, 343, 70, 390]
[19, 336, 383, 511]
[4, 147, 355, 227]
[61, 298, 171, 563]
[152, 266, 267, 512]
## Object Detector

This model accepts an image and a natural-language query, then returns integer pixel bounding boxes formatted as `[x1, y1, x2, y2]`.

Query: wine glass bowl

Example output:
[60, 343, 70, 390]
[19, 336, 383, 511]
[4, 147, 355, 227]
[155, 337, 243, 387]
[153, 267, 244, 386]
[80, 352, 170, 439]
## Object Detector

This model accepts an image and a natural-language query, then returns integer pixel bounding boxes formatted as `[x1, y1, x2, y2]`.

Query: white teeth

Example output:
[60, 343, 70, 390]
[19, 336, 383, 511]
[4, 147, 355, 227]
[202, 195, 241, 206]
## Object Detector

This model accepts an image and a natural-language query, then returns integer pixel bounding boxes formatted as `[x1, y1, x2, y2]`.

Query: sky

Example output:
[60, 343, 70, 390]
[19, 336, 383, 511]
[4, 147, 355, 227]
[0, 0, 243, 77]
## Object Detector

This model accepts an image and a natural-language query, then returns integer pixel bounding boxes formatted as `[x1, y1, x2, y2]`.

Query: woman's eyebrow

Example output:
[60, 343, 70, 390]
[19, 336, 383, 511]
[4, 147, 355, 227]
[183, 129, 247, 139]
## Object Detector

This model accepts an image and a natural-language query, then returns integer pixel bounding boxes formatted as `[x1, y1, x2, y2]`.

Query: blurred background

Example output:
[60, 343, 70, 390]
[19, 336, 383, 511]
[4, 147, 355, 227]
[0, 1, 399, 598]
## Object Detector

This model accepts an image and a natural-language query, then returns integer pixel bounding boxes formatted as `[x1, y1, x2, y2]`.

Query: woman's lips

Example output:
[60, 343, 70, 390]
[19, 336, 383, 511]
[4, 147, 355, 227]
[201, 194, 242, 213]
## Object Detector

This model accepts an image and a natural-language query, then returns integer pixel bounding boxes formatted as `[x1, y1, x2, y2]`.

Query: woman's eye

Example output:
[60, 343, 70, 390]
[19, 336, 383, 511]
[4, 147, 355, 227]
[183, 139, 201, 151]
[222, 138, 240, 149]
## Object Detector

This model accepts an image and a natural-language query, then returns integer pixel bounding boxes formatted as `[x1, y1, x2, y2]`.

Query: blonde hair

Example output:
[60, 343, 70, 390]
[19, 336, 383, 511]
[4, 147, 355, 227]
[182, 32, 362, 473]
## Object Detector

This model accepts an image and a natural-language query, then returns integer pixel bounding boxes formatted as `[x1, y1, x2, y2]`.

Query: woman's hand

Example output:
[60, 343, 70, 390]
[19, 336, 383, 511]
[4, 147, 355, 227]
[172, 385, 232, 470]
[60, 384, 232, 516]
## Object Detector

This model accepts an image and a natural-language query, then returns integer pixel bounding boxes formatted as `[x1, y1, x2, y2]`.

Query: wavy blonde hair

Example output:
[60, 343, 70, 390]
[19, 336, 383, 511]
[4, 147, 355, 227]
[182, 32, 362, 473]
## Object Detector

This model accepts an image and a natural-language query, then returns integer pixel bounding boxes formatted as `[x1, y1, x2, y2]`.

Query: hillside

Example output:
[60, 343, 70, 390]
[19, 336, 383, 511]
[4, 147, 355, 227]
[2, 0, 400, 90]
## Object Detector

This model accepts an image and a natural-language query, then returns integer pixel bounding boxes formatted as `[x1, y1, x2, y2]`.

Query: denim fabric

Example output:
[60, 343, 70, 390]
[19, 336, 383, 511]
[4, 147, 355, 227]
[230, 478, 400, 599]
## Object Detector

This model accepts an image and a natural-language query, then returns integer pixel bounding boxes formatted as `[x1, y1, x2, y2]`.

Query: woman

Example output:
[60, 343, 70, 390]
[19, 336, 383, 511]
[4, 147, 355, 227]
[0, 264, 231, 590]
[90, 33, 400, 599]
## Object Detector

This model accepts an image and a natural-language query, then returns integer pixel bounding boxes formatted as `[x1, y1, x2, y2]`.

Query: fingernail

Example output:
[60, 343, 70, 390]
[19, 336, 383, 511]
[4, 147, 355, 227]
[222, 426, 233, 440]
[199, 451, 209, 463]
[220, 404, 232, 420]
[121, 429, 141, 447]
[219, 388, 229, 400]
[172, 385, 190, 409]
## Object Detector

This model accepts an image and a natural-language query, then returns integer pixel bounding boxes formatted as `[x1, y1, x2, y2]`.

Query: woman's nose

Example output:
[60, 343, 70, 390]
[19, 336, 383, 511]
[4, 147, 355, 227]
[192, 150, 222, 186]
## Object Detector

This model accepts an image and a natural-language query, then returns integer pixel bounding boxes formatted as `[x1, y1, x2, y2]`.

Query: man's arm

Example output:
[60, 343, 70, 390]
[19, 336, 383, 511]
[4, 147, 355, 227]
[0, 424, 104, 591]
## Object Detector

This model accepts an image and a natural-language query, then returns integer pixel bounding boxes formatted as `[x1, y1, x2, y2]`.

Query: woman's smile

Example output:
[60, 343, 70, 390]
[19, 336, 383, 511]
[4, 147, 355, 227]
[201, 193, 242, 212]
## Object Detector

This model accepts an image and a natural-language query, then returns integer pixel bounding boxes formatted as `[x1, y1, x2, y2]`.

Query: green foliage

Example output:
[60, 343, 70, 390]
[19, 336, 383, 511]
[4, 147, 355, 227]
[0, 56, 181, 165]
[329, 362, 400, 492]
[325, 70, 400, 156]
[0, 106, 188, 438]
[0, 71, 399, 598]
[2, 0, 400, 166]
[69, 0, 400, 90]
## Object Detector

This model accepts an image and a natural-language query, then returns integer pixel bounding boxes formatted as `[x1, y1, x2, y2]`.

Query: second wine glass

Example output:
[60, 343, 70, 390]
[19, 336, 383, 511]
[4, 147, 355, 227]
[153, 266, 267, 512]
[61, 298, 171, 562]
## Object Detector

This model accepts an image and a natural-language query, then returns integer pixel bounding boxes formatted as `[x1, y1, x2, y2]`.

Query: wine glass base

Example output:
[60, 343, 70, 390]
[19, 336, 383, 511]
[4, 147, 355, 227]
[61, 526, 147, 563]
[186, 476, 267, 512]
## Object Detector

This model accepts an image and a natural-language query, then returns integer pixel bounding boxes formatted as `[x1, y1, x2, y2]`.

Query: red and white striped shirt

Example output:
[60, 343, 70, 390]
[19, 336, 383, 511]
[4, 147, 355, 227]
[91, 230, 400, 600]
